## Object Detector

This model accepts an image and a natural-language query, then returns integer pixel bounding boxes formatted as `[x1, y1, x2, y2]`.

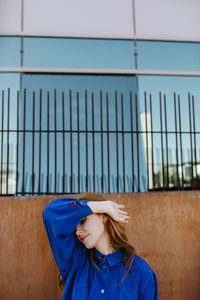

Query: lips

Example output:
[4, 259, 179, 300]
[80, 234, 89, 242]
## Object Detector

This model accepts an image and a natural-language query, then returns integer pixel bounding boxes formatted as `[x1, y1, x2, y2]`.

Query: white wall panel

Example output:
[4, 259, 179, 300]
[24, 0, 134, 38]
[135, 0, 200, 40]
[0, 0, 21, 32]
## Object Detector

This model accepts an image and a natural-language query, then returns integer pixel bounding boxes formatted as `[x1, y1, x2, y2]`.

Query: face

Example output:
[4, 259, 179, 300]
[75, 214, 106, 249]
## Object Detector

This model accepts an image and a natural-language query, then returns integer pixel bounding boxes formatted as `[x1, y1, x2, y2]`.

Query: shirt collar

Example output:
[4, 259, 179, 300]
[93, 248, 124, 267]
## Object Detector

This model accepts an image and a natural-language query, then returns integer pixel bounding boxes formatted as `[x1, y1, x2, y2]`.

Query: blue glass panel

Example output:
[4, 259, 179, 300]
[17, 74, 147, 194]
[138, 75, 200, 189]
[0, 73, 20, 194]
[23, 37, 135, 69]
[0, 37, 21, 67]
[137, 41, 200, 71]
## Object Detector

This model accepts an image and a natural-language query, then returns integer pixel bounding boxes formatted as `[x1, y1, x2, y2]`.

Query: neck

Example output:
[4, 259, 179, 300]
[95, 232, 115, 255]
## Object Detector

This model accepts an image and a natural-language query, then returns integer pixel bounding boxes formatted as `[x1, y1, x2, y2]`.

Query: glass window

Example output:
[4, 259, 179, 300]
[14, 74, 147, 195]
[137, 41, 200, 71]
[138, 75, 200, 189]
[0, 37, 21, 67]
[0, 73, 20, 195]
[23, 37, 135, 69]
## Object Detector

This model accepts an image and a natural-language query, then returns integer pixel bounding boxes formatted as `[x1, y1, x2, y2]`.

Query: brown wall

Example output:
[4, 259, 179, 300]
[0, 192, 200, 300]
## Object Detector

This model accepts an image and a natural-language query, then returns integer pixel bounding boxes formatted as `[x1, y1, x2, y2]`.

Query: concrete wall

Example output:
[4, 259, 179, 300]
[2, 0, 200, 40]
[0, 191, 200, 300]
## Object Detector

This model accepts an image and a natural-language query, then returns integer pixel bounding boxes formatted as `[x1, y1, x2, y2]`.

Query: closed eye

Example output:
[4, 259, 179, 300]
[80, 217, 87, 224]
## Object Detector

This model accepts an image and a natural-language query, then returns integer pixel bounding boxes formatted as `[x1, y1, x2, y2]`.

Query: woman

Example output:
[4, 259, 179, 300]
[42, 192, 158, 299]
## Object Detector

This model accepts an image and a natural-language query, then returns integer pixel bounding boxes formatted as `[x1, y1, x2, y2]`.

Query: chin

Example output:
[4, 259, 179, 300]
[85, 243, 94, 249]
[85, 245, 93, 249]
[84, 241, 96, 249]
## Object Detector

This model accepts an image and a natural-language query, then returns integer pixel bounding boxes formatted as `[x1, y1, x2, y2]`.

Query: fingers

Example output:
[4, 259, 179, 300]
[106, 201, 130, 223]
[117, 203, 130, 223]
[118, 204, 128, 216]
[118, 212, 130, 224]
[118, 209, 128, 215]
[118, 215, 130, 224]
[118, 204, 125, 208]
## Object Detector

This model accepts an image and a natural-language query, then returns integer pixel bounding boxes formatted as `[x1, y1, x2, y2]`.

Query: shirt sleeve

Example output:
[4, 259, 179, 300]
[141, 272, 158, 300]
[42, 198, 93, 283]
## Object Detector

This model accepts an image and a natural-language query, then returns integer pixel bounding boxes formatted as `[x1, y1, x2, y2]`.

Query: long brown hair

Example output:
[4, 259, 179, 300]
[58, 192, 136, 290]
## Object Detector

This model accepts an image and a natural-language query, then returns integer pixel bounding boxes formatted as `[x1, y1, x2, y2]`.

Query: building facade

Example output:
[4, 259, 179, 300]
[0, 0, 200, 195]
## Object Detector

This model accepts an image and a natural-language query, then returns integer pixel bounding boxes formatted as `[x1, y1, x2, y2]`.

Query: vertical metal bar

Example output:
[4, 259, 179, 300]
[19, 0, 24, 89]
[188, 93, 194, 189]
[106, 92, 110, 193]
[115, 91, 119, 193]
[77, 91, 80, 193]
[192, 95, 198, 189]
[1, 91, 4, 194]
[144, 92, 149, 191]
[135, 94, 140, 192]
[174, 92, 179, 190]
[38, 89, 42, 194]
[178, 95, 184, 189]
[164, 94, 169, 190]
[32, 91, 35, 194]
[22, 88, 26, 195]
[130, 91, 135, 192]
[6, 88, 10, 195]
[85, 90, 88, 192]
[47, 91, 50, 194]
[121, 93, 126, 192]
[54, 89, 57, 194]
[150, 94, 155, 190]
[91, 92, 95, 192]
[69, 89, 73, 193]
[62, 92, 65, 194]
[16, 91, 19, 195]
[159, 92, 165, 190]
[100, 90, 104, 193]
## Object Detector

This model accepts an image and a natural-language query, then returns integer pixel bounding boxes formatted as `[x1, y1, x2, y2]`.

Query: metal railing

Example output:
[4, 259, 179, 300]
[0, 88, 199, 195]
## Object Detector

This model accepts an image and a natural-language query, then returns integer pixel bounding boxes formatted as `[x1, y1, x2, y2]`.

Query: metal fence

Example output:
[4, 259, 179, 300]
[0, 88, 199, 195]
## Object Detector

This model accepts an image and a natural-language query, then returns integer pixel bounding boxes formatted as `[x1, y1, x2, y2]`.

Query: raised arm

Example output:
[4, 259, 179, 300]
[42, 198, 93, 282]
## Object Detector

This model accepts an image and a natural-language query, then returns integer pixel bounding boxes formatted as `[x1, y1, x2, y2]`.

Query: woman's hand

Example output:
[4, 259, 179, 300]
[105, 201, 130, 224]
[87, 200, 130, 224]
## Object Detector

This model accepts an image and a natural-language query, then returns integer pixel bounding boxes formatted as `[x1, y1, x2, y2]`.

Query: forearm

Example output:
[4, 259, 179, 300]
[87, 201, 109, 214]
[43, 198, 93, 233]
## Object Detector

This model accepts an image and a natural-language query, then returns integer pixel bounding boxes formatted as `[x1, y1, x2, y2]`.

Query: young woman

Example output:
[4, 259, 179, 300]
[43, 192, 158, 299]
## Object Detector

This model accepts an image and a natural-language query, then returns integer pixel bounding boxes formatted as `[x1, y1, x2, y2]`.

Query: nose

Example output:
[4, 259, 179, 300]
[75, 225, 82, 235]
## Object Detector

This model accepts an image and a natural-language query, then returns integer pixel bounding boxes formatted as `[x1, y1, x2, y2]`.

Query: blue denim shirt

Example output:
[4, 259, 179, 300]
[43, 198, 158, 300]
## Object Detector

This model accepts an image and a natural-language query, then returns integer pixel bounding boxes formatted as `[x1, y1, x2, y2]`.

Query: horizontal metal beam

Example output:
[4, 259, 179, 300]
[0, 67, 200, 77]
[0, 31, 200, 43]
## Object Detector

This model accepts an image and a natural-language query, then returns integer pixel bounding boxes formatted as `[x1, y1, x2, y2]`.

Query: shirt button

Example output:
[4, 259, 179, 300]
[101, 289, 105, 294]
[102, 266, 106, 270]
